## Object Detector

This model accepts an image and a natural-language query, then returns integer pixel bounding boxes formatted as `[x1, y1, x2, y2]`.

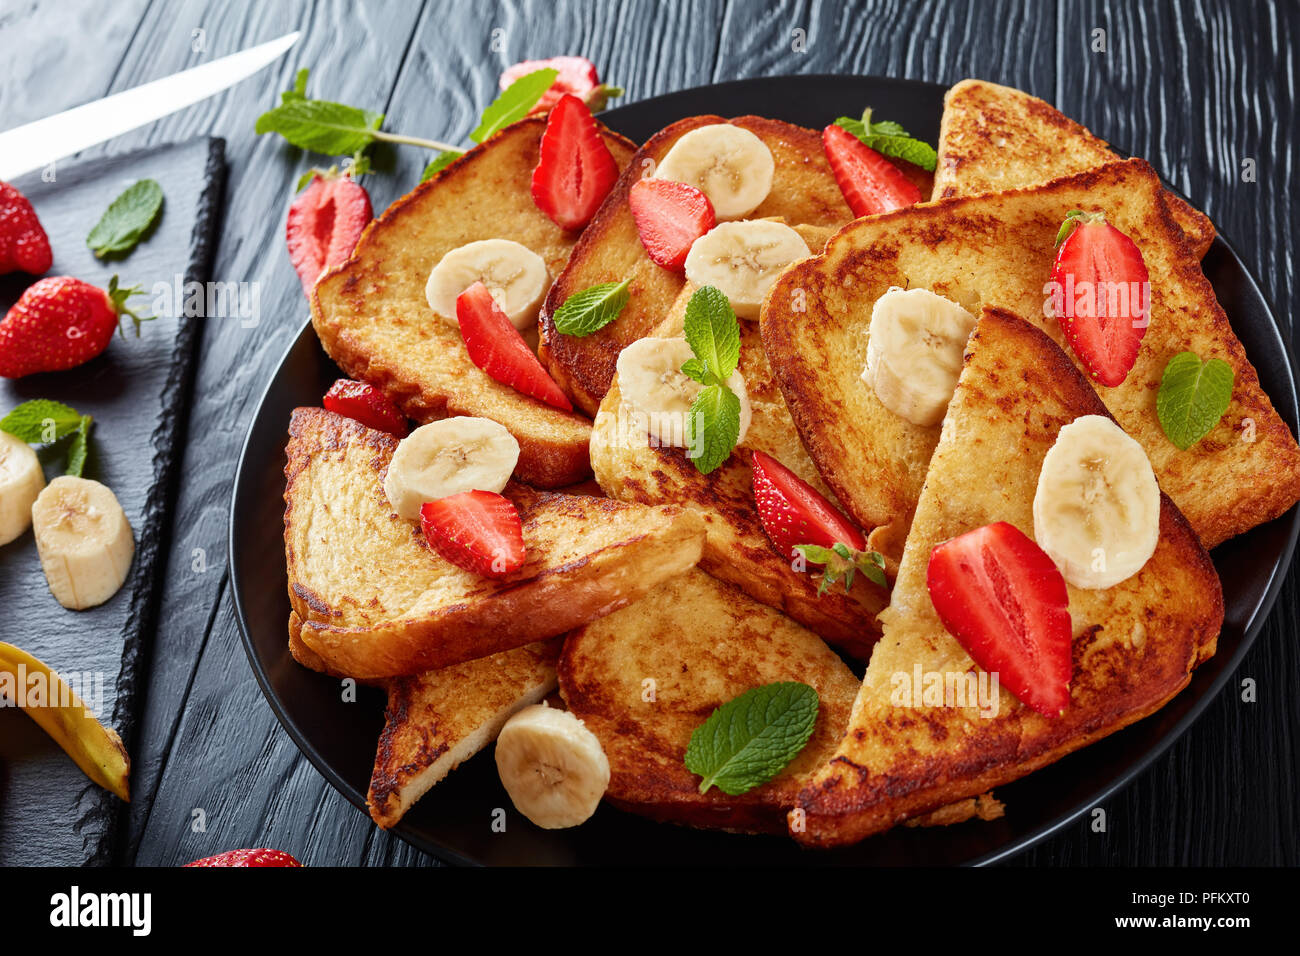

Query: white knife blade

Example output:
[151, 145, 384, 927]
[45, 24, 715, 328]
[0, 31, 299, 180]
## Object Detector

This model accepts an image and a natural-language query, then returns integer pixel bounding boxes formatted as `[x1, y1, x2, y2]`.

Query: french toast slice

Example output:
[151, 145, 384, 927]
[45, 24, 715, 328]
[791, 309, 1223, 847]
[539, 115, 892, 417]
[283, 407, 706, 679]
[590, 281, 887, 658]
[310, 116, 637, 488]
[558, 569, 861, 834]
[761, 158, 1300, 552]
[368, 638, 561, 829]
[932, 78, 1214, 257]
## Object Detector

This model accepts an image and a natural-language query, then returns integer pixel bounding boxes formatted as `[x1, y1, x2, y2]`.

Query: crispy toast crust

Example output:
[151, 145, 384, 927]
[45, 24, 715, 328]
[933, 78, 1215, 257]
[283, 407, 706, 678]
[310, 117, 637, 488]
[762, 158, 1300, 550]
[539, 115, 860, 417]
[792, 311, 1223, 847]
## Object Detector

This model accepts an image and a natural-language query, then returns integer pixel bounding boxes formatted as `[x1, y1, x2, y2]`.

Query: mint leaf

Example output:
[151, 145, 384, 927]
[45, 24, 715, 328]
[683, 285, 741, 381]
[65, 416, 93, 478]
[834, 107, 938, 172]
[421, 149, 464, 182]
[1156, 351, 1234, 450]
[470, 68, 558, 143]
[1, 399, 83, 444]
[86, 179, 164, 257]
[256, 98, 385, 156]
[551, 279, 630, 337]
[687, 383, 740, 475]
[679, 357, 709, 384]
[685, 682, 819, 795]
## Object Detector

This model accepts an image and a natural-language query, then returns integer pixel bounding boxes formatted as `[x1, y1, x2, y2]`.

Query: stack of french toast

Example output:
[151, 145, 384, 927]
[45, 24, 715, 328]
[284, 78, 1300, 848]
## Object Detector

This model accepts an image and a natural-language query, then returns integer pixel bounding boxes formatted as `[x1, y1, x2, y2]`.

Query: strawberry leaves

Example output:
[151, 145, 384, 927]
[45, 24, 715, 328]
[795, 543, 887, 595]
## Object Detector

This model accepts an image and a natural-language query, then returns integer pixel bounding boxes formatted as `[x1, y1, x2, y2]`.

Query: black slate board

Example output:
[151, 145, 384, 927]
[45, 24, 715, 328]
[0, 137, 224, 865]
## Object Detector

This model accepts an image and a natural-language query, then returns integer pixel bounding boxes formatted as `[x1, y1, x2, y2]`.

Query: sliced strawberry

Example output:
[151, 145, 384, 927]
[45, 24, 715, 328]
[530, 93, 618, 231]
[0, 181, 53, 275]
[184, 848, 302, 867]
[628, 178, 715, 271]
[822, 123, 922, 217]
[323, 378, 408, 437]
[286, 172, 372, 296]
[0, 276, 144, 378]
[751, 450, 866, 559]
[456, 282, 573, 410]
[500, 55, 619, 113]
[421, 491, 525, 578]
[926, 521, 1072, 717]
[1049, 210, 1150, 387]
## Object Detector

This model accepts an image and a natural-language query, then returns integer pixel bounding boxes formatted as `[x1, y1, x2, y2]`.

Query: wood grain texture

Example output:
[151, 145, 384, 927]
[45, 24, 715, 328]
[1, 0, 1295, 866]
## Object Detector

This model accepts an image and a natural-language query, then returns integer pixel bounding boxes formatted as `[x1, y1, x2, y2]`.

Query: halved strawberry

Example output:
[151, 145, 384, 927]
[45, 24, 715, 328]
[420, 490, 525, 578]
[322, 378, 408, 437]
[822, 123, 922, 217]
[628, 178, 715, 271]
[1049, 210, 1150, 387]
[500, 56, 620, 113]
[456, 282, 573, 410]
[286, 171, 372, 296]
[530, 93, 618, 231]
[926, 521, 1072, 717]
[751, 450, 866, 558]
[184, 848, 302, 867]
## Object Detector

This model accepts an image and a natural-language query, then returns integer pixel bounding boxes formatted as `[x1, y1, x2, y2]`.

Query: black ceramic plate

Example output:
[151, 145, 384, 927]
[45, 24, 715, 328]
[230, 75, 1300, 866]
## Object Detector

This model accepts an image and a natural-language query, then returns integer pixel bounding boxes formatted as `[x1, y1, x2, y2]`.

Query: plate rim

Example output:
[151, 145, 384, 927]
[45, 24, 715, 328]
[229, 73, 1300, 867]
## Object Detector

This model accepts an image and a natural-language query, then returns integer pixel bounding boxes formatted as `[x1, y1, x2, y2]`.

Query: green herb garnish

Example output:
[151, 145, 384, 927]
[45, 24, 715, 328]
[685, 682, 820, 795]
[551, 279, 631, 336]
[87, 179, 163, 258]
[1156, 351, 1234, 450]
[681, 285, 743, 474]
[1, 400, 94, 477]
[834, 107, 938, 172]
[795, 543, 887, 595]
[470, 68, 558, 143]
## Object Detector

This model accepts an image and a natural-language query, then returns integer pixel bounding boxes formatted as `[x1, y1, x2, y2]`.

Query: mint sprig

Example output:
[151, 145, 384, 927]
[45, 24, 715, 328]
[1, 400, 93, 477]
[470, 68, 559, 143]
[834, 107, 938, 172]
[685, 682, 820, 796]
[681, 285, 743, 474]
[795, 543, 887, 595]
[551, 278, 631, 336]
[1156, 351, 1234, 450]
[87, 179, 164, 258]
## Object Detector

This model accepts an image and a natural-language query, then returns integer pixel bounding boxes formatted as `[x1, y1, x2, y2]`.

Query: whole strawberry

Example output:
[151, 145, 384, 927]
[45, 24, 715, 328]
[0, 276, 146, 378]
[0, 181, 53, 275]
[184, 848, 302, 868]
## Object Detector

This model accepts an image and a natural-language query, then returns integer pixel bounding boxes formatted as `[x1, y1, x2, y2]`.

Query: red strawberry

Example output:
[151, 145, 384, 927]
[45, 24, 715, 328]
[421, 490, 525, 578]
[822, 123, 922, 217]
[0, 276, 145, 378]
[1049, 210, 1150, 387]
[0, 182, 53, 275]
[456, 282, 573, 410]
[184, 848, 302, 867]
[751, 450, 866, 559]
[286, 171, 372, 296]
[530, 94, 618, 231]
[926, 521, 1072, 717]
[323, 378, 408, 437]
[628, 178, 715, 271]
[500, 56, 618, 113]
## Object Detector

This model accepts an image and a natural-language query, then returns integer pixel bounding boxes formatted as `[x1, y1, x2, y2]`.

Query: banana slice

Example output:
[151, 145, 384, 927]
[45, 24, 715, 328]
[495, 704, 609, 829]
[0, 431, 45, 546]
[1033, 414, 1160, 589]
[425, 238, 550, 331]
[384, 417, 520, 521]
[653, 124, 775, 220]
[31, 477, 134, 611]
[616, 337, 752, 450]
[862, 287, 977, 426]
[684, 221, 811, 320]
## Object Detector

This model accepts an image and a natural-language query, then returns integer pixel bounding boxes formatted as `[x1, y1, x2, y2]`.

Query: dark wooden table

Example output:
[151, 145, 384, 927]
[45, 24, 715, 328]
[3, 0, 1296, 866]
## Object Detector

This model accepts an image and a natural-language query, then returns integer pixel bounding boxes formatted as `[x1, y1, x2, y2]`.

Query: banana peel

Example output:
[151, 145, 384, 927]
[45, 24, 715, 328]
[0, 641, 130, 801]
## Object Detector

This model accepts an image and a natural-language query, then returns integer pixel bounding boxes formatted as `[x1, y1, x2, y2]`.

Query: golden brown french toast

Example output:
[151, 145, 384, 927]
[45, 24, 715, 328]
[538, 115, 869, 417]
[792, 310, 1223, 847]
[590, 282, 886, 657]
[933, 78, 1214, 257]
[283, 407, 706, 679]
[558, 569, 860, 834]
[761, 158, 1300, 551]
[310, 117, 637, 488]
